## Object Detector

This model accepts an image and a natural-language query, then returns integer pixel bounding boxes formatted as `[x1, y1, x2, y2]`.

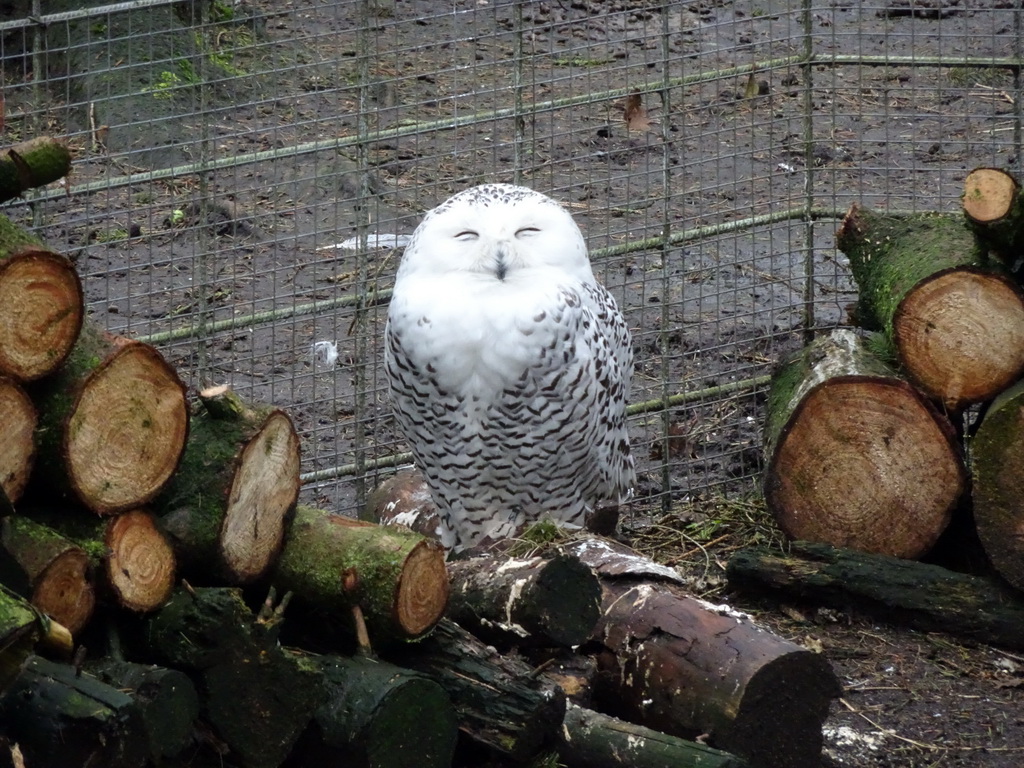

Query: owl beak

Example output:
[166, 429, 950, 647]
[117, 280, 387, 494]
[494, 245, 509, 281]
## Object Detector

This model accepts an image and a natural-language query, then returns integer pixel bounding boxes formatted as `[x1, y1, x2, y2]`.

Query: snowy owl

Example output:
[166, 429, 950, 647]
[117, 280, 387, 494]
[384, 183, 634, 552]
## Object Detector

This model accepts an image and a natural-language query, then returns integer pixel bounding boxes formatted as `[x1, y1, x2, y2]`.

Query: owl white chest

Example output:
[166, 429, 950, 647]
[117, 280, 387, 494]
[388, 268, 577, 400]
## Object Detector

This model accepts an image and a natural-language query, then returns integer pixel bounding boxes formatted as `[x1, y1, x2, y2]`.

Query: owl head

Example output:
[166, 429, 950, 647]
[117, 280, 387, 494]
[396, 184, 594, 284]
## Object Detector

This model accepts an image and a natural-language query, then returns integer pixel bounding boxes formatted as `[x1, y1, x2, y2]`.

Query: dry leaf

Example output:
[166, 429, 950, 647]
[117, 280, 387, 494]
[623, 92, 652, 133]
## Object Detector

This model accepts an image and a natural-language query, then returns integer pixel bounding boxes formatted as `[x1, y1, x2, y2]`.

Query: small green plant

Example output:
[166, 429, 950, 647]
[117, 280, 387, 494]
[211, 0, 235, 22]
[94, 228, 129, 243]
[144, 59, 202, 99]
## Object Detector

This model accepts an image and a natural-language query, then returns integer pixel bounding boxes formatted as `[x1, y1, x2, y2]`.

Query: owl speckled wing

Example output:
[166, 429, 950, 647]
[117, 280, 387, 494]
[384, 184, 634, 551]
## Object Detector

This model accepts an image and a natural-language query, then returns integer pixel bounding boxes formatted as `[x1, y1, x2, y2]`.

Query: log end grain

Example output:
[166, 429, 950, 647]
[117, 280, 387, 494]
[0, 376, 36, 504]
[0, 248, 83, 381]
[395, 539, 449, 637]
[722, 650, 839, 768]
[894, 268, 1024, 409]
[0, 516, 96, 635]
[67, 341, 188, 514]
[963, 167, 1019, 223]
[105, 509, 176, 612]
[219, 409, 301, 583]
[31, 548, 95, 635]
[766, 378, 965, 559]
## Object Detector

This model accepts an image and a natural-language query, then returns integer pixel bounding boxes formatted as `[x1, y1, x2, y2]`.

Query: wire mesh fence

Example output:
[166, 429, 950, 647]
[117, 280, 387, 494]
[2, 0, 1020, 520]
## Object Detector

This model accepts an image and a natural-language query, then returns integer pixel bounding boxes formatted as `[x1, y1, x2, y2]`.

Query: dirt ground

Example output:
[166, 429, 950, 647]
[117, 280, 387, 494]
[8, 0, 1024, 765]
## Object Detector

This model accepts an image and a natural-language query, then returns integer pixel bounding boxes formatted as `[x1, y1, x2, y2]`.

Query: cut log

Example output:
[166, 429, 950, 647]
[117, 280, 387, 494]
[559, 703, 750, 768]
[25, 507, 176, 612]
[836, 202, 1024, 409]
[0, 655, 148, 768]
[972, 378, 1024, 591]
[589, 578, 840, 768]
[447, 552, 601, 648]
[144, 586, 325, 768]
[962, 167, 1024, 264]
[273, 505, 448, 646]
[726, 541, 1024, 652]
[0, 516, 95, 633]
[86, 660, 200, 763]
[285, 653, 458, 768]
[763, 328, 965, 559]
[0, 376, 35, 505]
[0, 138, 73, 203]
[0, 244, 83, 382]
[387, 617, 566, 762]
[363, 466, 443, 540]
[28, 322, 188, 514]
[156, 385, 300, 584]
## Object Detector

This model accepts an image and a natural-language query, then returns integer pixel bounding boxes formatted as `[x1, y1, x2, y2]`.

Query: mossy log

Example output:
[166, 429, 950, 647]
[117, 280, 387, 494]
[726, 541, 1024, 651]
[285, 653, 458, 768]
[273, 505, 448, 647]
[447, 552, 601, 648]
[0, 243, 83, 382]
[386, 618, 566, 762]
[0, 375, 36, 504]
[0, 583, 72, 694]
[559, 702, 750, 768]
[589, 578, 840, 768]
[0, 137, 73, 203]
[156, 385, 300, 585]
[27, 321, 188, 514]
[24, 507, 176, 612]
[962, 167, 1024, 266]
[763, 328, 965, 559]
[0, 655, 148, 768]
[836, 202, 1024, 409]
[144, 585, 325, 768]
[970, 378, 1024, 592]
[85, 660, 200, 763]
[0, 515, 95, 634]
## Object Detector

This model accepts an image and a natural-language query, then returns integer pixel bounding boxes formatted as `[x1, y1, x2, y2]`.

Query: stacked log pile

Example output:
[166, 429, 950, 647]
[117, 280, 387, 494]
[746, 167, 1024, 643]
[0, 136, 844, 768]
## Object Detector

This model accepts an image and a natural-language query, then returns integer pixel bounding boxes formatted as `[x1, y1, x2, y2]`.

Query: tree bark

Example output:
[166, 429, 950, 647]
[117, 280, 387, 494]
[559, 703, 750, 768]
[0, 244, 83, 382]
[763, 328, 965, 559]
[0, 138, 73, 203]
[387, 618, 567, 762]
[285, 652, 458, 768]
[85, 659, 201, 763]
[27, 322, 188, 514]
[589, 578, 840, 768]
[0, 376, 35, 504]
[156, 385, 300, 585]
[836, 202, 1024, 409]
[273, 505, 448, 646]
[972, 378, 1024, 591]
[0, 515, 95, 633]
[143, 585, 325, 768]
[726, 541, 1024, 652]
[447, 552, 601, 648]
[0, 655, 148, 768]
[363, 466, 444, 540]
